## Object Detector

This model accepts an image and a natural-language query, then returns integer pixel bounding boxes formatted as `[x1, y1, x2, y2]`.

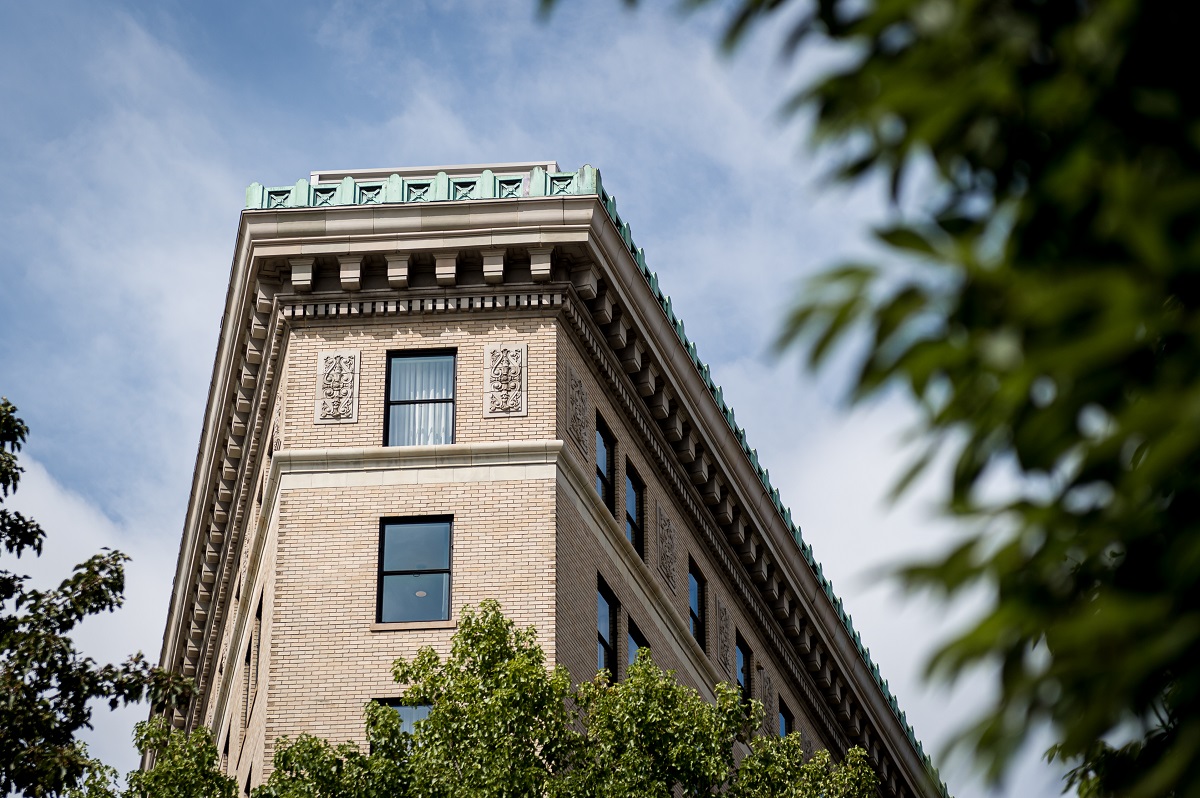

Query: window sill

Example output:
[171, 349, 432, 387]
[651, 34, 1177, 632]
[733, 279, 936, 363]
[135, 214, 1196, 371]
[370, 619, 457, 632]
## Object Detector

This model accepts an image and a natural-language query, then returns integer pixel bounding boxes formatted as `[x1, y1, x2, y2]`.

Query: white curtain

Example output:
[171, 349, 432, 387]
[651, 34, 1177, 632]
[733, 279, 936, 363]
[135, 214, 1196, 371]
[389, 355, 454, 445]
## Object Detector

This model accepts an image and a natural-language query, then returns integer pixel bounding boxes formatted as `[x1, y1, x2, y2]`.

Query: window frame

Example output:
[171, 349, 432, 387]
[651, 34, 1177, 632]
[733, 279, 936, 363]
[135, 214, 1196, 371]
[383, 349, 458, 447]
[379, 698, 433, 735]
[735, 632, 753, 704]
[597, 576, 618, 676]
[627, 618, 650, 670]
[624, 462, 645, 559]
[688, 558, 707, 652]
[778, 697, 795, 737]
[595, 414, 616, 516]
[376, 516, 453, 624]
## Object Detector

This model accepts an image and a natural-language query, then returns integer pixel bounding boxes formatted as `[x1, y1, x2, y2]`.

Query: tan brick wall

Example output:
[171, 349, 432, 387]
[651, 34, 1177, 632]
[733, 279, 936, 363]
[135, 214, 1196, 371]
[262, 476, 557, 774]
[282, 313, 558, 450]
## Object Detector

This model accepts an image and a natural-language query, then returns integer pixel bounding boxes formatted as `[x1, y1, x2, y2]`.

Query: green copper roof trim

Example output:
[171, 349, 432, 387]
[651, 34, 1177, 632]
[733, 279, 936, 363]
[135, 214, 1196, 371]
[246, 164, 948, 797]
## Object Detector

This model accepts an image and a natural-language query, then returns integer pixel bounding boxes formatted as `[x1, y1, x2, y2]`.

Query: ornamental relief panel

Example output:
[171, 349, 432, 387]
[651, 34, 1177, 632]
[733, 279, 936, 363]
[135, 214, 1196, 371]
[566, 363, 589, 455]
[761, 669, 776, 734]
[484, 342, 528, 417]
[656, 504, 677, 593]
[717, 598, 732, 676]
[313, 349, 360, 424]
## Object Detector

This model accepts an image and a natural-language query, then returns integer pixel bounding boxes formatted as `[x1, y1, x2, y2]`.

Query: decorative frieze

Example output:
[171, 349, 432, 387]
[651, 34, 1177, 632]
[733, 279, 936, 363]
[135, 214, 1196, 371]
[483, 342, 528, 417]
[717, 598, 732, 676]
[567, 363, 589, 454]
[656, 504, 677, 593]
[313, 349, 360, 424]
[761, 669, 776, 734]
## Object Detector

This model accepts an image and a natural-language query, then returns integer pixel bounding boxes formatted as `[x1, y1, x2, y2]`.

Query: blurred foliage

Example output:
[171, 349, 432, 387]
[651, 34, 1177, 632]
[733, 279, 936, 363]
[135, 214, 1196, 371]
[569, 0, 1199, 794]
[257, 601, 878, 798]
[0, 400, 192, 797]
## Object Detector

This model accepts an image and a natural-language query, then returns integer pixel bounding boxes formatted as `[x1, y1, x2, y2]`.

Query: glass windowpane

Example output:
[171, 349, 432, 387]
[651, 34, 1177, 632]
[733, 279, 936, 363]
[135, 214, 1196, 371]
[381, 573, 449, 622]
[595, 429, 608, 471]
[388, 402, 453, 446]
[393, 704, 431, 734]
[597, 592, 611, 641]
[384, 522, 450, 571]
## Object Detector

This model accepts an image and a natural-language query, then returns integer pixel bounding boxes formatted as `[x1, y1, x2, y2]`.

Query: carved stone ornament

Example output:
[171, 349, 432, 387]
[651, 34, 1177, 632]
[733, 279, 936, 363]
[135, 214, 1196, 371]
[484, 342, 528, 417]
[801, 732, 816, 760]
[761, 669, 776, 734]
[314, 349, 360, 424]
[567, 363, 589, 454]
[717, 599, 732, 676]
[656, 504, 677, 593]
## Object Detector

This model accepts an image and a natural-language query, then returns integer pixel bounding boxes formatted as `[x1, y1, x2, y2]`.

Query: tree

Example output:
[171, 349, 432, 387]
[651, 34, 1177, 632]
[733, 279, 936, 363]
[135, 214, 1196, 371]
[0, 399, 191, 796]
[612, 0, 1196, 795]
[66, 718, 237, 798]
[259, 601, 878, 798]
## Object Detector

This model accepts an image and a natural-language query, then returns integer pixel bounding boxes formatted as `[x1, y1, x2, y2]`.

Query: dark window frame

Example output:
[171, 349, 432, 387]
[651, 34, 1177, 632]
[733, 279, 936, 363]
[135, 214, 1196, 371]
[627, 618, 650, 670]
[735, 632, 753, 704]
[597, 576, 618, 676]
[595, 414, 616, 516]
[383, 349, 457, 447]
[688, 558, 707, 652]
[779, 697, 795, 737]
[376, 516, 453, 623]
[624, 463, 645, 559]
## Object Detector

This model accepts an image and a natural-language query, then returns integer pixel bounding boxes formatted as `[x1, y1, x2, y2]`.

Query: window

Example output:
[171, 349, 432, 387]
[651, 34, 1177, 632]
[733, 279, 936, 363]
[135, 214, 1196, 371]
[385, 351, 455, 446]
[624, 465, 645, 558]
[688, 559, 706, 651]
[627, 619, 649, 668]
[779, 698, 795, 737]
[597, 577, 617, 675]
[382, 700, 432, 734]
[595, 415, 615, 515]
[736, 632, 753, 704]
[378, 518, 451, 623]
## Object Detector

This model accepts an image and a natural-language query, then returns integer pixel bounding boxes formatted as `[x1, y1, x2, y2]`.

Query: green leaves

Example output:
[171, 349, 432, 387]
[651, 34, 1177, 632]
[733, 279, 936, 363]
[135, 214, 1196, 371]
[124, 718, 236, 798]
[260, 603, 878, 798]
[0, 402, 192, 797]
[682, 0, 1200, 793]
[732, 741, 879, 798]
[560, 651, 752, 798]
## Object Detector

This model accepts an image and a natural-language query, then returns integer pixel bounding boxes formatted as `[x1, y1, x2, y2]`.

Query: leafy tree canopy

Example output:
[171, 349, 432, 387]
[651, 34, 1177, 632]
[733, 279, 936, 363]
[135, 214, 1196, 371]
[0, 400, 191, 797]
[575, 0, 1197, 794]
[250, 601, 878, 798]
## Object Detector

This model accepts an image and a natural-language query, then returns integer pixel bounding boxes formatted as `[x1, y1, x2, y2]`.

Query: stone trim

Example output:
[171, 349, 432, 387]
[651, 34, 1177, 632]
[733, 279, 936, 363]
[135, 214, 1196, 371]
[370, 620, 458, 633]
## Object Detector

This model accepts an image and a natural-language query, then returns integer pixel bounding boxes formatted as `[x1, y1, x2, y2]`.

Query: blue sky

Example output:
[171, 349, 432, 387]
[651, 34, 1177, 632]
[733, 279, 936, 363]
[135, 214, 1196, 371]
[0, 2, 1059, 795]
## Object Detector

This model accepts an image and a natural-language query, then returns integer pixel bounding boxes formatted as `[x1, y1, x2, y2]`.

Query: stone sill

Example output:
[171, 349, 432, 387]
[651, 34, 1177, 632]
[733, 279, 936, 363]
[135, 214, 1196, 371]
[369, 619, 457, 632]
